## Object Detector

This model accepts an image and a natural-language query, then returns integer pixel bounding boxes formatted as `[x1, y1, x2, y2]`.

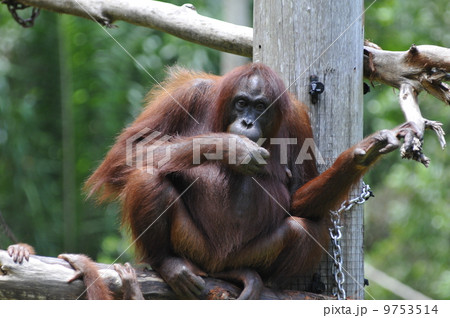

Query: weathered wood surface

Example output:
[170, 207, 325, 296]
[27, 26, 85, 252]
[17, 1, 450, 84]
[0, 250, 333, 300]
[364, 44, 450, 95]
[365, 43, 450, 165]
[254, 0, 365, 299]
[18, 0, 253, 57]
[10, 0, 449, 301]
[17, 2, 450, 151]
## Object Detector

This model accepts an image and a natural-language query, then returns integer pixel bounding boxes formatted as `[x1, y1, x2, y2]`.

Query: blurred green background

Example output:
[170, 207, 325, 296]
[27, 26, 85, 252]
[0, 0, 448, 299]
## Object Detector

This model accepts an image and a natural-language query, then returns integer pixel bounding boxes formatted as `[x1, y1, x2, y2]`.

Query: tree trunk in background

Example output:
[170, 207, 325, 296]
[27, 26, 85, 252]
[220, 0, 251, 74]
[253, 0, 365, 299]
[58, 15, 76, 252]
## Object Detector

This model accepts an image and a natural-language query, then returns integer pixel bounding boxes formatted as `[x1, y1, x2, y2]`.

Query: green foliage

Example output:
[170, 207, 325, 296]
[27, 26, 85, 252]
[0, 3, 220, 261]
[364, 0, 450, 300]
[0, 0, 448, 300]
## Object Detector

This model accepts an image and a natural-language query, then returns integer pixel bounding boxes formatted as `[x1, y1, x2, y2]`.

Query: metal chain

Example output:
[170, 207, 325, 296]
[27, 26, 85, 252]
[1, 0, 40, 28]
[329, 181, 374, 300]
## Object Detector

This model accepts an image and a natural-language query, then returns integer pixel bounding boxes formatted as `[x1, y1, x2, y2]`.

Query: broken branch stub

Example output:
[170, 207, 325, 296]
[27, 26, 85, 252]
[398, 83, 430, 167]
[364, 43, 449, 165]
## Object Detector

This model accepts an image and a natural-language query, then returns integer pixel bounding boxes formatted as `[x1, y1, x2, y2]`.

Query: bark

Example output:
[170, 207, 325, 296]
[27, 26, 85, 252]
[365, 43, 450, 165]
[254, 0, 364, 299]
[7, 0, 449, 299]
[0, 250, 333, 300]
[18, 0, 253, 56]
[15, 1, 450, 164]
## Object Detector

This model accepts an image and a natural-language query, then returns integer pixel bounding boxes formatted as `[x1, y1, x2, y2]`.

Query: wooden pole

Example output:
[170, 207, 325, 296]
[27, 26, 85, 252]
[253, 0, 365, 299]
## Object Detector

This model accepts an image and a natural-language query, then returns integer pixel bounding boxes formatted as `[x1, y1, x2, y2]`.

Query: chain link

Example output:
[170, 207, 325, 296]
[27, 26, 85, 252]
[1, 0, 375, 301]
[329, 181, 373, 300]
[1, 0, 40, 28]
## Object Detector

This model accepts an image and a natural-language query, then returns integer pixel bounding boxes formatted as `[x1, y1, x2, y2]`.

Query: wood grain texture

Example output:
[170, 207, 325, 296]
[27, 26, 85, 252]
[254, 0, 365, 299]
[0, 250, 334, 300]
[19, 0, 253, 56]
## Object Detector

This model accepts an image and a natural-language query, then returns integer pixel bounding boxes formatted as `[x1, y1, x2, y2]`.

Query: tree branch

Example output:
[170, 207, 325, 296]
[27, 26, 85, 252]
[17, 0, 253, 57]
[13, 2, 450, 164]
[364, 43, 450, 165]
[364, 44, 450, 102]
[0, 250, 333, 300]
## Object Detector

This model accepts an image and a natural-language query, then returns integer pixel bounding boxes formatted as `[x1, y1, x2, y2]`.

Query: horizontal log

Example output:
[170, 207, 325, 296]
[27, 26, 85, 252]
[18, 0, 253, 57]
[0, 250, 333, 300]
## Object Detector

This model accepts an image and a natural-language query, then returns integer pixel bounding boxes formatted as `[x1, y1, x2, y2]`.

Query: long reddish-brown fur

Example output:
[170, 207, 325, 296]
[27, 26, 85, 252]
[67, 254, 113, 300]
[7, 244, 114, 299]
[85, 63, 391, 295]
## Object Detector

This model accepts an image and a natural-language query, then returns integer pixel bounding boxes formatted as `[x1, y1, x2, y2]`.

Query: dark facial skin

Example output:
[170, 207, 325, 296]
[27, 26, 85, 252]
[227, 75, 275, 142]
[86, 63, 423, 300]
